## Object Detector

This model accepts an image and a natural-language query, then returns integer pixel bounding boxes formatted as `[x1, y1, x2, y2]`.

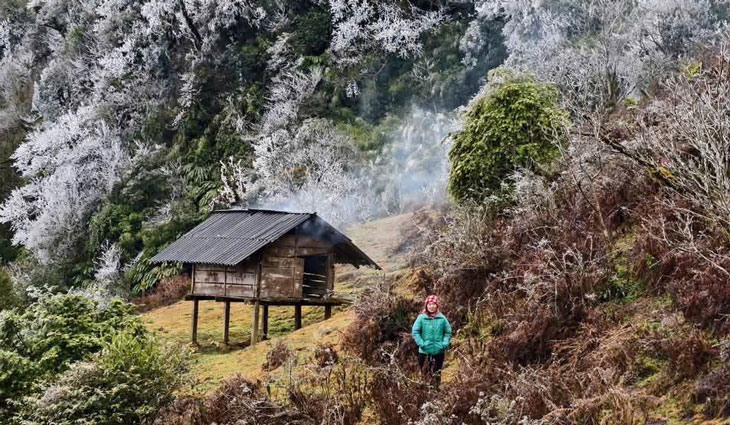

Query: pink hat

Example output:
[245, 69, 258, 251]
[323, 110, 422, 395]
[425, 295, 440, 307]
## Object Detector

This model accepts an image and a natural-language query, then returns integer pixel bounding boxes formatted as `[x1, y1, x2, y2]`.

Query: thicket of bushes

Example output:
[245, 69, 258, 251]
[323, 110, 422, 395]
[0, 294, 189, 424]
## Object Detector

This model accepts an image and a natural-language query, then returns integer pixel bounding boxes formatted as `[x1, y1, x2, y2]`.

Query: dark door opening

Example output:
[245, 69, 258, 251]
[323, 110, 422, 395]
[302, 255, 328, 297]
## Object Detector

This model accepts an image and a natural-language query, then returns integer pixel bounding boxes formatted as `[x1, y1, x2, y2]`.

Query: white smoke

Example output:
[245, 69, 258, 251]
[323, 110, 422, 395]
[365, 107, 457, 217]
[262, 107, 457, 226]
[217, 107, 457, 228]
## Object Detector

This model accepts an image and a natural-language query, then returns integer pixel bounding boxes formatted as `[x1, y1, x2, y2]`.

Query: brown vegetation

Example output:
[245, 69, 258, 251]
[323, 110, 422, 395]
[133, 275, 190, 312]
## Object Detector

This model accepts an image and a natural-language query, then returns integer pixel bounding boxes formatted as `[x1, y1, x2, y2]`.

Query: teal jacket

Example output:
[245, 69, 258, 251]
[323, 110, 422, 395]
[412, 312, 452, 355]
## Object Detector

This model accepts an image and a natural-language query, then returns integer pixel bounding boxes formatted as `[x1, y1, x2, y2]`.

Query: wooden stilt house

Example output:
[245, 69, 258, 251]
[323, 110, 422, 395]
[151, 209, 380, 345]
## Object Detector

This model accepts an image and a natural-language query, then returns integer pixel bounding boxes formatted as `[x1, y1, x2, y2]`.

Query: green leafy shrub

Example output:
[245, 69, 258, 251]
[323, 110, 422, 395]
[448, 71, 568, 203]
[0, 294, 142, 416]
[598, 264, 645, 303]
[18, 331, 190, 425]
[0, 268, 21, 311]
[292, 6, 332, 56]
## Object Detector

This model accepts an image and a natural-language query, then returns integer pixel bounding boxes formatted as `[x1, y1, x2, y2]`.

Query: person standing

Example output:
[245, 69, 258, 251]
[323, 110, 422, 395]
[411, 295, 452, 388]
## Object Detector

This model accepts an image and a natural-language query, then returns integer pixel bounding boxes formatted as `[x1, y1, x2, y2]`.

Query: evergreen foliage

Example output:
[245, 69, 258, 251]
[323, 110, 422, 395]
[448, 72, 567, 203]
[0, 294, 144, 417]
[17, 331, 189, 425]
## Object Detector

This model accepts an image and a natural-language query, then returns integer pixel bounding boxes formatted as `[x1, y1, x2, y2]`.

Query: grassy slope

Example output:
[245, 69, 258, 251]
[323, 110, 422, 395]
[143, 211, 726, 423]
[143, 212, 417, 391]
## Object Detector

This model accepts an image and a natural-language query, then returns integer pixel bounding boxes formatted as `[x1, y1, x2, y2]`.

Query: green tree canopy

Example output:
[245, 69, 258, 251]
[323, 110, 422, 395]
[448, 72, 568, 204]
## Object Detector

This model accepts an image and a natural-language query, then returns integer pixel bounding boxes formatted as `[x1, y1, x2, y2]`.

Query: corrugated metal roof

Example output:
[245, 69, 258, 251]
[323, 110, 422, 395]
[150, 209, 379, 268]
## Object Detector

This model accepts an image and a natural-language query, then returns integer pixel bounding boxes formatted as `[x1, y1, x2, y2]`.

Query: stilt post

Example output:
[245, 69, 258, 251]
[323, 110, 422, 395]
[262, 304, 269, 340]
[251, 300, 260, 345]
[324, 304, 332, 320]
[191, 298, 199, 344]
[223, 301, 231, 345]
[294, 304, 302, 330]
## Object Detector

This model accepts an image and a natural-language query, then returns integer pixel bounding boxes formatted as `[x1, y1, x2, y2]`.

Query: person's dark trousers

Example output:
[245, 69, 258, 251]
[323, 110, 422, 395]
[418, 352, 445, 388]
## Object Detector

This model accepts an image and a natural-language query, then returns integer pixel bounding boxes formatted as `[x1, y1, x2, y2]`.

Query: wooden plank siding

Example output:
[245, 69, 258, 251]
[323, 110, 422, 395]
[192, 262, 256, 298]
[189, 230, 337, 300]
[260, 256, 304, 298]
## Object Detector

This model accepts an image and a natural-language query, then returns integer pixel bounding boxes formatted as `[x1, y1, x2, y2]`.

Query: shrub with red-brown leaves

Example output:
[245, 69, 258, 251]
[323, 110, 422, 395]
[695, 364, 730, 417]
[313, 342, 338, 368]
[695, 340, 730, 419]
[632, 198, 730, 333]
[155, 375, 312, 425]
[661, 330, 716, 380]
[134, 275, 190, 312]
[408, 205, 508, 328]
[263, 340, 293, 372]
[287, 357, 370, 425]
[341, 278, 420, 364]
[367, 362, 432, 424]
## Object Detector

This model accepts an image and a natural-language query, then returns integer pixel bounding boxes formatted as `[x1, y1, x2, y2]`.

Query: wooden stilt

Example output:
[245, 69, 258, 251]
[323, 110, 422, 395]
[191, 299, 199, 344]
[223, 301, 231, 345]
[251, 300, 260, 345]
[262, 304, 269, 340]
[294, 304, 302, 330]
[324, 304, 332, 320]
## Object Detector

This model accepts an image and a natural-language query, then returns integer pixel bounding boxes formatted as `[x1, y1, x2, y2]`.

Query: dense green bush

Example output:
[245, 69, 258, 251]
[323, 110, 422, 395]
[448, 71, 568, 203]
[292, 6, 332, 56]
[0, 294, 143, 416]
[0, 268, 21, 311]
[17, 331, 189, 425]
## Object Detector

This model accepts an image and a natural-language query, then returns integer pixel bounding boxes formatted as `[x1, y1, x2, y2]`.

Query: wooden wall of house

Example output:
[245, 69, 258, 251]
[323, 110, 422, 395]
[261, 233, 335, 299]
[190, 231, 337, 300]
[192, 259, 257, 298]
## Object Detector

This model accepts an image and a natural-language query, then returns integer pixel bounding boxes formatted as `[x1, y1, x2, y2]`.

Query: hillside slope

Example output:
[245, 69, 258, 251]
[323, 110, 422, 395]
[143, 211, 423, 390]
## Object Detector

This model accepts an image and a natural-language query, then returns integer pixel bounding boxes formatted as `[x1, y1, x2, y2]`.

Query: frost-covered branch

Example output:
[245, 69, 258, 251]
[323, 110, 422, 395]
[329, 0, 444, 66]
[0, 107, 128, 263]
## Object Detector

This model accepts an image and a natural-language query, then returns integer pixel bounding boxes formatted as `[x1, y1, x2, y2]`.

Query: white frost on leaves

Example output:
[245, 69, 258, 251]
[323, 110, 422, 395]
[141, 0, 265, 52]
[345, 80, 360, 98]
[224, 107, 456, 227]
[475, 0, 730, 110]
[0, 107, 128, 263]
[260, 66, 323, 134]
[329, 0, 444, 65]
[0, 48, 33, 133]
[93, 242, 122, 283]
[215, 157, 255, 207]
[0, 20, 11, 51]
[222, 119, 370, 227]
[266, 32, 293, 72]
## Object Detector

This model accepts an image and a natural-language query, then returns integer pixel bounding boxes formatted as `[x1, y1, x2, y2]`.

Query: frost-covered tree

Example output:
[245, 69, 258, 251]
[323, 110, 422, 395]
[0, 0, 245, 265]
[633, 40, 730, 233]
[0, 107, 129, 263]
[480, 0, 730, 113]
[329, 0, 444, 66]
[260, 66, 323, 134]
[220, 118, 369, 227]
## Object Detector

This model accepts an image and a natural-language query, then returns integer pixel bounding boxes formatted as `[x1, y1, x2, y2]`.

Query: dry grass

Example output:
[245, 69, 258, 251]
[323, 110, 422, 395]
[144, 301, 354, 390]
